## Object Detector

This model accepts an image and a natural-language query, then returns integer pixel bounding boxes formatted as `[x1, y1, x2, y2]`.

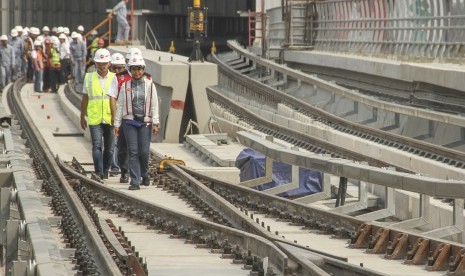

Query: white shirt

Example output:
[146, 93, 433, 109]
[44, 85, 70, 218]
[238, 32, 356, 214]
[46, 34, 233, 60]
[83, 70, 118, 96]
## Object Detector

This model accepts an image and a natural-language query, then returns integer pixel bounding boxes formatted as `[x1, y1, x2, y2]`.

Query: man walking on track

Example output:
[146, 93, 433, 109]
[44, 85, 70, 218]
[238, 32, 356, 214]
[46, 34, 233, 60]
[80, 48, 118, 182]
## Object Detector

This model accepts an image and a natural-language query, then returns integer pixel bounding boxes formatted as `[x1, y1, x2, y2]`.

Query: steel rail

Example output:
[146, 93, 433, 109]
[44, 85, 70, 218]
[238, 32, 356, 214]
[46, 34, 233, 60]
[178, 165, 465, 274]
[206, 85, 412, 173]
[212, 44, 465, 169]
[8, 79, 122, 276]
[58, 159, 292, 275]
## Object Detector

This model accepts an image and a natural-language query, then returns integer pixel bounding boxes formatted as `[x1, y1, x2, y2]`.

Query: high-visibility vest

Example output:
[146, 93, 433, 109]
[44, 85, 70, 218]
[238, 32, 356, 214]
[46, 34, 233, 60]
[50, 48, 61, 67]
[85, 71, 115, 125]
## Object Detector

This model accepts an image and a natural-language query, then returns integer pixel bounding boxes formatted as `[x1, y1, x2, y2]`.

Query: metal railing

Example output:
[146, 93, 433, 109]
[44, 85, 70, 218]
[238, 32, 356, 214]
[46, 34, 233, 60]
[144, 21, 161, 51]
[267, 0, 465, 60]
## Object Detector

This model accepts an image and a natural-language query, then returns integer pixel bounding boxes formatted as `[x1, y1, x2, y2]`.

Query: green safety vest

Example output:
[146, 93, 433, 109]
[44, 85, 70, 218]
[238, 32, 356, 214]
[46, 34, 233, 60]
[90, 38, 99, 57]
[85, 71, 115, 126]
[51, 48, 60, 67]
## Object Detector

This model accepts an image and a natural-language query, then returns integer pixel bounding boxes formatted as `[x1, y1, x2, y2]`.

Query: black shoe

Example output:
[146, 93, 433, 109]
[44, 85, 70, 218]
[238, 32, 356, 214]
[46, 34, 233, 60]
[120, 174, 129, 183]
[91, 173, 103, 183]
[128, 185, 140, 190]
[142, 176, 150, 186]
[110, 170, 119, 177]
[103, 171, 109, 179]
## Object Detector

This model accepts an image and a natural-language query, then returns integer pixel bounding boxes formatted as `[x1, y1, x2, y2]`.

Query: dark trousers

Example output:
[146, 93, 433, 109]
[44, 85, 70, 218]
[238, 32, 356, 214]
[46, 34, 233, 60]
[60, 58, 71, 84]
[26, 59, 33, 82]
[122, 120, 152, 186]
[89, 123, 115, 178]
[50, 68, 61, 92]
[117, 126, 128, 175]
[43, 66, 51, 91]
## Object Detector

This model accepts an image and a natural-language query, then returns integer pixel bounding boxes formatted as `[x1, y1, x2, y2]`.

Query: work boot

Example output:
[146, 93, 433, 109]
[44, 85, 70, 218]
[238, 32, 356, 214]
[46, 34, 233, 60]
[120, 173, 129, 183]
[128, 185, 140, 190]
[142, 176, 150, 186]
[91, 173, 103, 184]
[103, 171, 109, 179]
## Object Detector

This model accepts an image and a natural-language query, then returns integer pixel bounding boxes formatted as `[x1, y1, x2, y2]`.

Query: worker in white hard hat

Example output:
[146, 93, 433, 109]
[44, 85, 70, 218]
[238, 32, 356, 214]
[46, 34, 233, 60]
[112, 56, 159, 190]
[31, 40, 44, 92]
[58, 33, 71, 84]
[107, 52, 126, 177]
[69, 31, 87, 92]
[80, 48, 118, 182]
[42, 26, 51, 40]
[76, 25, 86, 44]
[9, 29, 23, 80]
[111, 0, 130, 44]
[0, 35, 14, 89]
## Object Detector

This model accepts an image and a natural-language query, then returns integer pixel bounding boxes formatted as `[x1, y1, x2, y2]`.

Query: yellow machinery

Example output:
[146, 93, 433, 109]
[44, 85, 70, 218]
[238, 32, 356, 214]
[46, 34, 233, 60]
[187, 0, 208, 61]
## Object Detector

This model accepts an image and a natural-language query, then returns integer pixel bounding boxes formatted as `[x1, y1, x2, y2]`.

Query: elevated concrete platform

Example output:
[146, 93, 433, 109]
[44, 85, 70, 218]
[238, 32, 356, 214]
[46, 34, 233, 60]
[284, 50, 465, 93]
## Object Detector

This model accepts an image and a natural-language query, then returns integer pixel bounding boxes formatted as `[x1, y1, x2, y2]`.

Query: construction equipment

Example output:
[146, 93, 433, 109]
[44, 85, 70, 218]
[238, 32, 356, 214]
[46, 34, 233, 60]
[187, 0, 208, 62]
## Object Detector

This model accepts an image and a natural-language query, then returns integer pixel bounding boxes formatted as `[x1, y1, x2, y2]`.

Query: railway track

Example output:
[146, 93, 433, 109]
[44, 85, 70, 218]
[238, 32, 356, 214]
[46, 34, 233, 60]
[7, 50, 465, 275]
[210, 43, 465, 172]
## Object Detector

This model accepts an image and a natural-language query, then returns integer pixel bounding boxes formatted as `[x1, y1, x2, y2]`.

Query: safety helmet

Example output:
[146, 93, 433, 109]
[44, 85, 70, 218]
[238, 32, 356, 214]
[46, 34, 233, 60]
[58, 33, 67, 40]
[125, 47, 142, 59]
[111, 53, 126, 65]
[33, 40, 42, 46]
[50, 36, 59, 45]
[10, 29, 18, 37]
[63, 27, 70, 35]
[94, 48, 111, 63]
[15, 26, 23, 32]
[31, 27, 40, 36]
[71, 32, 78, 39]
[57, 26, 64, 33]
[51, 27, 57, 33]
[91, 30, 98, 36]
[77, 25, 84, 32]
[0, 35, 7, 41]
[128, 56, 145, 67]
[36, 35, 44, 42]
[98, 38, 105, 45]
[42, 26, 50, 32]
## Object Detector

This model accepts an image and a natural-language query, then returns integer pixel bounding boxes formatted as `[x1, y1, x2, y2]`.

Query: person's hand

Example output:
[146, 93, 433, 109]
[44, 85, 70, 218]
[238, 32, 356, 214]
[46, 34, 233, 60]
[80, 116, 87, 130]
[114, 127, 119, 136]
[152, 125, 159, 135]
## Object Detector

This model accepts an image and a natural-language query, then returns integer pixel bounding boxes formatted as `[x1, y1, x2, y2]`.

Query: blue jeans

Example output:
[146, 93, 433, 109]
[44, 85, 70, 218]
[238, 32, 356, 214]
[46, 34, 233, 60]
[34, 69, 42, 92]
[89, 123, 114, 178]
[122, 120, 152, 186]
[110, 137, 119, 171]
[117, 126, 128, 175]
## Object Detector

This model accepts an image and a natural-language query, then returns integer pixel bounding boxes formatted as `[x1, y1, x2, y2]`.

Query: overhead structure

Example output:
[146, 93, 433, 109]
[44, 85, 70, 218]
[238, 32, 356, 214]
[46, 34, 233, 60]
[187, 0, 208, 62]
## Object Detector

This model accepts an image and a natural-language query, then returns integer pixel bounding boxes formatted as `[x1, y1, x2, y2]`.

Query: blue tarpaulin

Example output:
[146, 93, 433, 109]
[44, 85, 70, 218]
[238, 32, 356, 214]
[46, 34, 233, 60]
[235, 148, 322, 198]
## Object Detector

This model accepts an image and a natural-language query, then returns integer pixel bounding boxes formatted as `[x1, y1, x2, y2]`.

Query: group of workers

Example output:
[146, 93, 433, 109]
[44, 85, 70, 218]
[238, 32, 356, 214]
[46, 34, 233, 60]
[80, 47, 160, 190]
[0, 24, 105, 93]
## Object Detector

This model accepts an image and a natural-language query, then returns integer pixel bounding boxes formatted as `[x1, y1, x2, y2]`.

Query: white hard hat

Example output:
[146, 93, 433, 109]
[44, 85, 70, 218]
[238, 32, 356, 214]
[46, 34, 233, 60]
[111, 53, 126, 65]
[57, 26, 64, 33]
[63, 27, 70, 35]
[51, 27, 57, 32]
[71, 32, 78, 39]
[94, 48, 111, 63]
[42, 26, 50, 32]
[32, 27, 40, 35]
[125, 47, 142, 59]
[10, 29, 18, 37]
[15, 26, 23, 32]
[36, 35, 44, 43]
[0, 35, 7, 41]
[50, 36, 59, 45]
[58, 33, 67, 40]
[77, 25, 84, 32]
[128, 56, 146, 67]
[91, 30, 98, 36]
[34, 40, 42, 46]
